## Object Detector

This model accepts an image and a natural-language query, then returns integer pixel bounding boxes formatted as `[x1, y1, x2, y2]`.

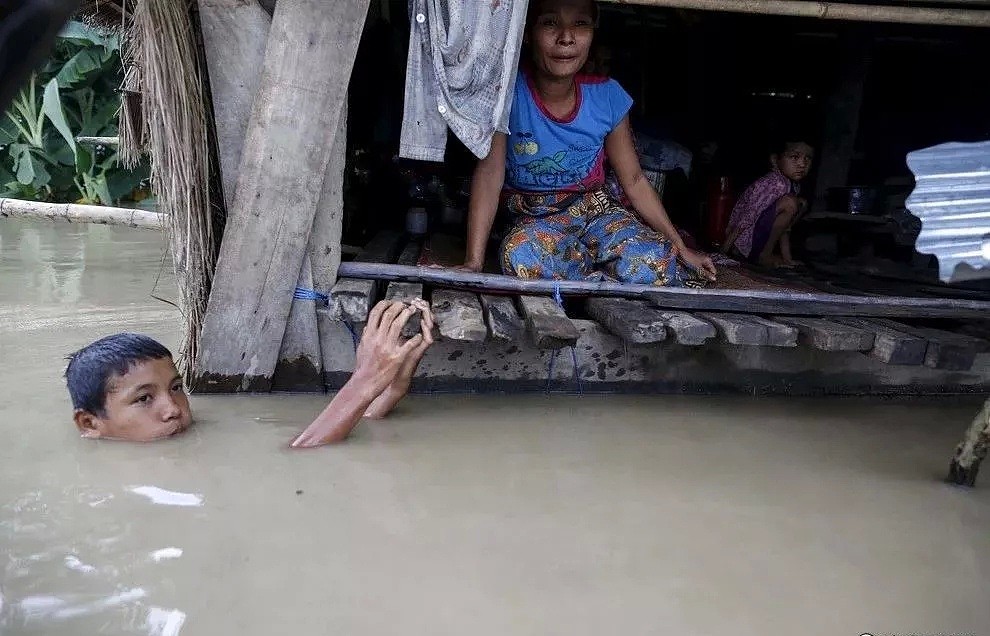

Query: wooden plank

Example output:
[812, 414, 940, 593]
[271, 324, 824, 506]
[749, 316, 798, 347]
[328, 230, 404, 322]
[696, 312, 767, 346]
[272, 252, 322, 391]
[334, 262, 990, 320]
[586, 297, 667, 344]
[517, 296, 580, 349]
[309, 103, 347, 292]
[776, 317, 875, 351]
[384, 242, 425, 338]
[480, 295, 525, 342]
[431, 290, 488, 342]
[193, 0, 371, 392]
[832, 317, 927, 365]
[873, 320, 988, 371]
[656, 312, 716, 346]
[197, 0, 271, 210]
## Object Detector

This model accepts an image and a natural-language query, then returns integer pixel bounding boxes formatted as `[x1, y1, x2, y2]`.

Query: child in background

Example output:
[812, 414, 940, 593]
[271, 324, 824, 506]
[65, 300, 434, 447]
[723, 137, 814, 268]
[458, 0, 716, 286]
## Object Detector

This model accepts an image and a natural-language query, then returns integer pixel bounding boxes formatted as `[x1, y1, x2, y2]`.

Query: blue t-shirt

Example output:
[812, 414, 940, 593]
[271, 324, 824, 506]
[505, 71, 634, 192]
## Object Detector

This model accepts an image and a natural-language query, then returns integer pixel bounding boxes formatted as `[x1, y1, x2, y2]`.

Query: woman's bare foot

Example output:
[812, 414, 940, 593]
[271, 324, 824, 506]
[757, 253, 788, 268]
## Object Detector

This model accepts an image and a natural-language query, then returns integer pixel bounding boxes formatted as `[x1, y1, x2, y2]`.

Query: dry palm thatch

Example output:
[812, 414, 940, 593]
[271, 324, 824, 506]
[120, 0, 217, 379]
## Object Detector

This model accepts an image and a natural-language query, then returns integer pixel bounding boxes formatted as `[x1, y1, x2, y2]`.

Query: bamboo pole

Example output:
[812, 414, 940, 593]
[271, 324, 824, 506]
[335, 261, 990, 319]
[604, 0, 990, 27]
[0, 198, 164, 229]
[75, 136, 119, 145]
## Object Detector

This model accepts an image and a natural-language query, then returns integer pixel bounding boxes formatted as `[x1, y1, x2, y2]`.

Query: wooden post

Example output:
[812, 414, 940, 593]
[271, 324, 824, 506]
[813, 31, 871, 212]
[193, 0, 370, 392]
[948, 398, 989, 487]
[196, 0, 272, 211]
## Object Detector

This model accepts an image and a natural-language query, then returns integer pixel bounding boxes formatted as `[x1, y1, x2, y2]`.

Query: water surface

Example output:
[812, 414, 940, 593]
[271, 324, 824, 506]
[1, 219, 989, 635]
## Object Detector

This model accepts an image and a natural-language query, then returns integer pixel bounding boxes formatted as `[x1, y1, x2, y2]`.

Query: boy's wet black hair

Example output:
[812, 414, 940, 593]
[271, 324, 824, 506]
[64, 333, 173, 415]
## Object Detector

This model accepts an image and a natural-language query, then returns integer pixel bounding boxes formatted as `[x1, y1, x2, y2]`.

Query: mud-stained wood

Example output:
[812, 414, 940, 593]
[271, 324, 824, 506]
[517, 296, 580, 349]
[384, 242, 425, 338]
[874, 320, 988, 371]
[776, 317, 875, 351]
[480, 295, 524, 342]
[832, 317, 927, 365]
[948, 397, 989, 487]
[749, 315, 799, 347]
[696, 312, 767, 346]
[328, 230, 404, 322]
[194, 0, 371, 391]
[273, 252, 323, 391]
[432, 290, 487, 342]
[586, 298, 667, 344]
[656, 312, 716, 346]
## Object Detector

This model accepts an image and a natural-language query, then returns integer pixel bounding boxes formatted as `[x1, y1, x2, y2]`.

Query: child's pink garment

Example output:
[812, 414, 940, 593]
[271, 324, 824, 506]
[726, 170, 795, 259]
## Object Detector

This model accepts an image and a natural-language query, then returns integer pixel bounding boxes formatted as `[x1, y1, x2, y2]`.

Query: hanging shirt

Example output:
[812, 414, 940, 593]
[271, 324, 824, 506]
[505, 70, 634, 193]
[399, 0, 528, 162]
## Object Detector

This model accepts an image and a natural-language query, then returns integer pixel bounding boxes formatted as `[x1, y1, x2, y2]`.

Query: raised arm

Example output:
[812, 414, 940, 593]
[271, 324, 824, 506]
[605, 117, 716, 281]
[460, 132, 507, 272]
[290, 301, 424, 448]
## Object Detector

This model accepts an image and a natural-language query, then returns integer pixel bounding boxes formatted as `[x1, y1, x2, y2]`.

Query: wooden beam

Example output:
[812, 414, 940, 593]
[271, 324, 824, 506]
[196, 0, 272, 210]
[873, 320, 989, 371]
[776, 317, 876, 351]
[193, 0, 370, 392]
[384, 242, 426, 338]
[832, 317, 927, 365]
[272, 252, 322, 391]
[586, 298, 667, 344]
[480, 295, 525, 342]
[328, 230, 405, 323]
[309, 104, 347, 293]
[948, 397, 989, 487]
[517, 296, 580, 349]
[696, 312, 768, 346]
[749, 315, 798, 347]
[334, 262, 990, 319]
[432, 290, 488, 342]
[656, 312, 716, 346]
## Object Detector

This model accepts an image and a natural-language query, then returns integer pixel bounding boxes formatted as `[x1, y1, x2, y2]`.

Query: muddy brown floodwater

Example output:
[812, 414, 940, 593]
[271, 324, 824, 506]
[1, 218, 989, 635]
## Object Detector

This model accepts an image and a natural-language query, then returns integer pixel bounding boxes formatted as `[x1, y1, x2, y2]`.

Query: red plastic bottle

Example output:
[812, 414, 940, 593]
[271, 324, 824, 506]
[705, 176, 734, 250]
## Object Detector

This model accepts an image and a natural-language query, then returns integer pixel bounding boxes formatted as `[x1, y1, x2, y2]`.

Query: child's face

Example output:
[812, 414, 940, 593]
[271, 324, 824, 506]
[75, 357, 192, 442]
[773, 143, 814, 182]
[528, 0, 595, 80]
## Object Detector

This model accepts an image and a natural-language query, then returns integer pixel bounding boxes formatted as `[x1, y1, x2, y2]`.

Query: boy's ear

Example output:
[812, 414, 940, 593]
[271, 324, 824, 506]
[74, 409, 102, 438]
[769, 153, 778, 169]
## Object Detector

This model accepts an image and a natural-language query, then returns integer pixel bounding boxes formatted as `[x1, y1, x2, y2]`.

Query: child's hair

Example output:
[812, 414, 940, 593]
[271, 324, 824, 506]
[65, 333, 173, 415]
[769, 133, 814, 157]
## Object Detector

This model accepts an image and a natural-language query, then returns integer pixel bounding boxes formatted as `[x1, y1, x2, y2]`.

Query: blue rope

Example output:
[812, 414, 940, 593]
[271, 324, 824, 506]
[552, 281, 563, 307]
[570, 346, 583, 395]
[293, 286, 328, 303]
[545, 348, 559, 393]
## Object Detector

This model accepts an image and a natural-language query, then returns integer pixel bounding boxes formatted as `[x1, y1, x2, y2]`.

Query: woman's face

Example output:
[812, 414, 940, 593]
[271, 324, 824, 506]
[528, 0, 595, 80]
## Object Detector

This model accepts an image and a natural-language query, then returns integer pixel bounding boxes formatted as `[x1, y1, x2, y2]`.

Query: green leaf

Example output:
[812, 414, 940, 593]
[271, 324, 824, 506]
[56, 49, 106, 89]
[0, 115, 20, 145]
[58, 21, 112, 48]
[33, 159, 51, 188]
[76, 145, 93, 174]
[14, 146, 35, 184]
[94, 175, 113, 204]
[42, 78, 77, 160]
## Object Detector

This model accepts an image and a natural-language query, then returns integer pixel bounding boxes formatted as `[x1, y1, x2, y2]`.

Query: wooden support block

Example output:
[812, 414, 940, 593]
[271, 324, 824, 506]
[328, 230, 404, 322]
[431, 290, 487, 342]
[750, 316, 799, 347]
[832, 317, 927, 365]
[873, 320, 987, 371]
[517, 296, 580, 349]
[273, 252, 323, 391]
[586, 298, 667, 344]
[384, 242, 424, 338]
[656, 312, 716, 346]
[480, 295, 524, 342]
[696, 312, 768, 346]
[776, 317, 875, 351]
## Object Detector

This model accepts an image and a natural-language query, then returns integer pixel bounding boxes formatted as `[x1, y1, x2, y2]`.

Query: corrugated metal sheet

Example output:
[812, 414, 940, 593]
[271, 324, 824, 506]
[906, 140, 990, 283]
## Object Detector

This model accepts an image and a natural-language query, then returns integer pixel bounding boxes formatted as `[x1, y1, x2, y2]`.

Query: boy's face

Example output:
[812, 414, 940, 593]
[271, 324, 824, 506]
[773, 142, 814, 182]
[75, 357, 192, 442]
[528, 0, 595, 80]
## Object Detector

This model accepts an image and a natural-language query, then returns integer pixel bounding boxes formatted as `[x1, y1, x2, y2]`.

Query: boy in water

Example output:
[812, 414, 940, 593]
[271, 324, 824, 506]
[458, 0, 716, 286]
[64, 300, 434, 447]
[723, 137, 814, 268]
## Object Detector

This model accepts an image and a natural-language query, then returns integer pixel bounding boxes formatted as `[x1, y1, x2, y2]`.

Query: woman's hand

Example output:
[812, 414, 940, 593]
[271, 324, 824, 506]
[678, 246, 717, 282]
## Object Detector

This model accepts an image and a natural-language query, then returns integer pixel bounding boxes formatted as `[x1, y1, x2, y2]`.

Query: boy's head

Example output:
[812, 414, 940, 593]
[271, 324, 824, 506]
[525, 0, 598, 80]
[770, 138, 815, 182]
[65, 333, 191, 442]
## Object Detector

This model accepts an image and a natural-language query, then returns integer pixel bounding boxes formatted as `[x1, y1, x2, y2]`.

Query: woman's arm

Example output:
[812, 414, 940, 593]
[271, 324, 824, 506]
[461, 133, 507, 272]
[605, 117, 716, 280]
